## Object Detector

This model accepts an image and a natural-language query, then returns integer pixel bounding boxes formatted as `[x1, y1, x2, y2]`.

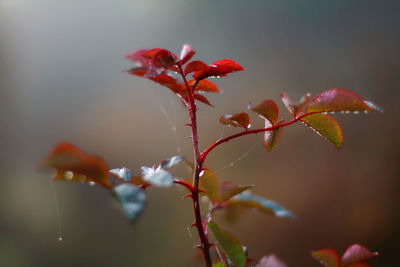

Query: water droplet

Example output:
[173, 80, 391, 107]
[322, 112, 328, 115]
[88, 181, 96, 186]
[330, 111, 335, 114]
[345, 111, 350, 114]
[199, 170, 204, 177]
[64, 171, 73, 180]
[230, 163, 234, 166]
[364, 110, 369, 114]
[353, 111, 360, 114]
[57, 236, 63, 242]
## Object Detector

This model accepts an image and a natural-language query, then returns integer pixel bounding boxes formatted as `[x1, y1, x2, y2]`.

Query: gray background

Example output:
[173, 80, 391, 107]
[0, 0, 399, 266]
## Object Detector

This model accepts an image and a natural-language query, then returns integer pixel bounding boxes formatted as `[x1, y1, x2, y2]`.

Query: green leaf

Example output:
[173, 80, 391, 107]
[300, 113, 343, 148]
[249, 99, 279, 124]
[200, 169, 219, 202]
[112, 184, 147, 223]
[218, 181, 253, 203]
[229, 193, 294, 218]
[219, 113, 250, 130]
[306, 89, 381, 114]
[160, 155, 183, 169]
[263, 119, 284, 151]
[207, 221, 247, 267]
[213, 262, 226, 267]
[311, 248, 340, 267]
[109, 167, 133, 182]
[141, 166, 174, 187]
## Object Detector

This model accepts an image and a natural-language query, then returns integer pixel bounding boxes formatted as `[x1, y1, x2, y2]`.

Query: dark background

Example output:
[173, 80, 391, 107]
[0, 0, 399, 266]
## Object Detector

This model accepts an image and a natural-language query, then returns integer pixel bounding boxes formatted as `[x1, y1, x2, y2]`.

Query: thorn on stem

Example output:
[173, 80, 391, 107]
[184, 193, 193, 198]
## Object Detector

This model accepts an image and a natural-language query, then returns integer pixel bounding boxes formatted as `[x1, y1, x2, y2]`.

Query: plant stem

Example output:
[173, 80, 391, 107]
[178, 66, 212, 267]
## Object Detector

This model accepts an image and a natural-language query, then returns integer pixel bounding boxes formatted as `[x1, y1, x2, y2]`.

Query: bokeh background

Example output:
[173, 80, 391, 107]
[0, 0, 399, 266]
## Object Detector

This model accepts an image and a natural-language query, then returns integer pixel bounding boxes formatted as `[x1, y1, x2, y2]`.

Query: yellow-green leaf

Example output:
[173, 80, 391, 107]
[207, 221, 246, 267]
[300, 113, 343, 148]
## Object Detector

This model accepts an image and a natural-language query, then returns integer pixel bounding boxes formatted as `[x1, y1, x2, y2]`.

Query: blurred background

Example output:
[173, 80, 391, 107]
[0, 0, 399, 266]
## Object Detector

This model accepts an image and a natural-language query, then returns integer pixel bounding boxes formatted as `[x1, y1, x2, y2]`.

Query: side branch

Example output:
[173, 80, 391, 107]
[200, 113, 316, 163]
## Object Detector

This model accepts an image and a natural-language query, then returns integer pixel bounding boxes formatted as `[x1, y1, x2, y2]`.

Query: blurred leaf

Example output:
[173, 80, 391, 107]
[185, 60, 209, 75]
[141, 48, 163, 58]
[218, 181, 253, 203]
[256, 255, 288, 267]
[179, 44, 196, 65]
[160, 155, 183, 169]
[341, 244, 379, 266]
[249, 99, 279, 124]
[109, 167, 133, 182]
[280, 93, 311, 117]
[306, 89, 381, 114]
[229, 192, 294, 218]
[213, 262, 225, 267]
[141, 166, 174, 187]
[148, 74, 183, 94]
[41, 142, 111, 187]
[112, 184, 146, 223]
[264, 119, 284, 151]
[189, 79, 220, 93]
[194, 94, 213, 106]
[207, 221, 247, 267]
[126, 66, 147, 77]
[344, 263, 372, 267]
[311, 248, 340, 267]
[219, 113, 250, 130]
[300, 113, 343, 148]
[200, 169, 219, 202]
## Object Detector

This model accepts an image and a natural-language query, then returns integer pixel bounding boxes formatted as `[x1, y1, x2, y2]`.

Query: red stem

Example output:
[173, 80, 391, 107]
[178, 65, 212, 267]
[200, 113, 315, 163]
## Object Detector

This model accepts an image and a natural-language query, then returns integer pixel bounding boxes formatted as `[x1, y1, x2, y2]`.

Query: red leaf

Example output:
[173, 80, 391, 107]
[151, 49, 177, 69]
[306, 89, 381, 114]
[213, 59, 244, 72]
[184, 60, 209, 75]
[194, 94, 213, 106]
[219, 113, 250, 130]
[280, 93, 311, 117]
[126, 67, 147, 77]
[249, 99, 279, 124]
[300, 113, 343, 148]
[148, 74, 183, 94]
[193, 59, 244, 80]
[256, 254, 287, 267]
[41, 143, 111, 187]
[264, 119, 284, 151]
[141, 48, 163, 58]
[179, 44, 196, 65]
[189, 79, 220, 93]
[311, 248, 340, 267]
[341, 244, 380, 266]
